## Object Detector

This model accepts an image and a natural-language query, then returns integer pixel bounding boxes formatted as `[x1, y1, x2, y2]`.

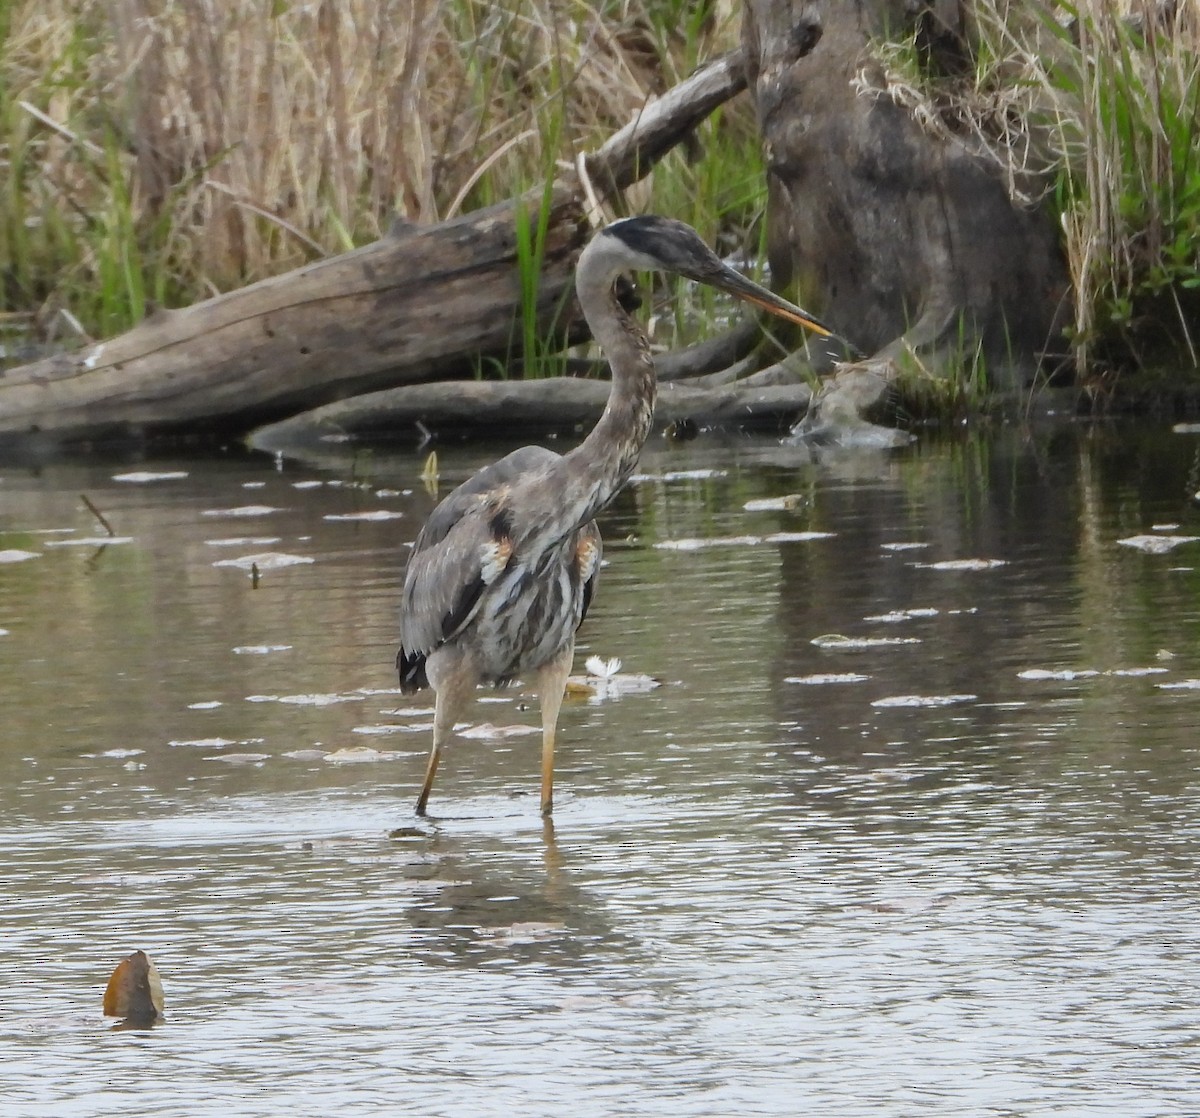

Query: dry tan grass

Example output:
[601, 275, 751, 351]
[2, 0, 741, 306]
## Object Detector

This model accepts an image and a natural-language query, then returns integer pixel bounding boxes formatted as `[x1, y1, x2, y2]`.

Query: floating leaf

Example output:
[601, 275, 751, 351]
[764, 531, 835, 544]
[212, 552, 314, 570]
[872, 693, 977, 708]
[205, 536, 282, 547]
[458, 722, 541, 740]
[655, 531, 831, 550]
[811, 634, 921, 649]
[43, 536, 133, 547]
[169, 736, 244, 748]
[200, 505, 285, 518]
[567, 671, 660, 699]
[111, 471, 188, 483]
[915, 558, 1007, 571]
[864, 608, 940, 623]
[323, 510, 405, 522]
[785, 672, 872, 684]
[655, 534, 762, 550]
[272, 692, 362, 706]
[1018, 668, 1100, 681]
[631, 469, 727, 482]
[324, 746, 411, 763]
[744, 495, 804, 511]
[1117, 534, 1200, 554]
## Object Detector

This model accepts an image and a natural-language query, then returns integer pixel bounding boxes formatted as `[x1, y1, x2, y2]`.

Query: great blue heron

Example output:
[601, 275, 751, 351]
[397, 215, 837, 816]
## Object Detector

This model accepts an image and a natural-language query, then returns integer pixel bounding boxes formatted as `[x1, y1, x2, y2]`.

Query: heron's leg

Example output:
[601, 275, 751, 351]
[417, 710, 446, 815]
[536, 641, 575, 817]
[415, 666, 470, 816]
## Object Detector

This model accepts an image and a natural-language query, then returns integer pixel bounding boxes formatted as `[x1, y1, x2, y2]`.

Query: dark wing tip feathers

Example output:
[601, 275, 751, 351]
[397, 646, 429, 692]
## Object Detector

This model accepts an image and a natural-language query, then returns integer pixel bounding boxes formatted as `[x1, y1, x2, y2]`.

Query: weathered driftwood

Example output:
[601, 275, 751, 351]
[0, 199, 585, 442]
[248, 377, 814, 454]
[0, 54, 750, 444]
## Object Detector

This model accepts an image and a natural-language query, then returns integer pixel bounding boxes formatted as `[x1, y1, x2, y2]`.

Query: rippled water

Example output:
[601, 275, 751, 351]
[2, 425, 1200, 1116]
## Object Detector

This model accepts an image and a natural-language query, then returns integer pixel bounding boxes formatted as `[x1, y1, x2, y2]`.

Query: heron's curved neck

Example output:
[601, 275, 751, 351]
[559, 255, 657, 525]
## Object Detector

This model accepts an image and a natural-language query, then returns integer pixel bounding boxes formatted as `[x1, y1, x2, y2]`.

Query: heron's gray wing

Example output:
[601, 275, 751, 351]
[400, 510, 499, 657]
[409, 445, 559, 552]
[399, 446, 561, 658]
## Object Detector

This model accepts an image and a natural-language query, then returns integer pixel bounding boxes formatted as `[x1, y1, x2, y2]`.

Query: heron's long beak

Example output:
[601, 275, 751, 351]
[712, 264, 845, 346]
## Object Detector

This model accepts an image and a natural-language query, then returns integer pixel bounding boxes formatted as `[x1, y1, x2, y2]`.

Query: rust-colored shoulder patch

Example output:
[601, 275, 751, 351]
[479, 535, 514, 584]
[574, 534, 601, 581]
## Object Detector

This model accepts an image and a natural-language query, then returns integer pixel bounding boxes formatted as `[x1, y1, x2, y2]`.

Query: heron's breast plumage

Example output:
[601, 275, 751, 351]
[466, 526, 598, 684]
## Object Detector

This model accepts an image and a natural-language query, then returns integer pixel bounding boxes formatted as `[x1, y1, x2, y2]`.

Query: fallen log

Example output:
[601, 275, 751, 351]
[247, 376, 814, 455]
[1, 1, 1082, 451]
[0, 199, 585, 442]
[0, 53, 751, 444]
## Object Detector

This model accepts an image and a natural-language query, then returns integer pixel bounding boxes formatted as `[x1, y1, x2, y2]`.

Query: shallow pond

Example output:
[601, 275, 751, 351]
[2, 422, 1200, 1116]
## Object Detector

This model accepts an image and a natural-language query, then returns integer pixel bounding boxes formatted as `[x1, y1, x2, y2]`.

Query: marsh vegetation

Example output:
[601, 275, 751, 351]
[1, 0, 1198, 393]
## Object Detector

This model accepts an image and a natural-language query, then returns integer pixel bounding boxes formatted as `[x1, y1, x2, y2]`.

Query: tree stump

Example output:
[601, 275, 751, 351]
[741, 0, 1071, 438]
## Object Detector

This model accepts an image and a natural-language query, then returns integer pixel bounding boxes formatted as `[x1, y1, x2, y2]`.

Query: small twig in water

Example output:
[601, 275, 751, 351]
[80, 493, 115, 537]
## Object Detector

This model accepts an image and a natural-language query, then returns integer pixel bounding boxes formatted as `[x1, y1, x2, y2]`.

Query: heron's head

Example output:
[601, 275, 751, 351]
[595, 215, 837, 341]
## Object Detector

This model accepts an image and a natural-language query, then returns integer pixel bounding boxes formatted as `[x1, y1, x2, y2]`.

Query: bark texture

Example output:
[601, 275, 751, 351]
[742, 0, 1071, 437]
[0, 198, 585, 442]
[0, 55, 750, 444]
[248, 376, 814, 455]
[0, 5, 1076, 448]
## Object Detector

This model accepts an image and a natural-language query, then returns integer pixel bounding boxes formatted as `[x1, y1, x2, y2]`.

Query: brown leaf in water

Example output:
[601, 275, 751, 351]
[102, 949, 165, 1026]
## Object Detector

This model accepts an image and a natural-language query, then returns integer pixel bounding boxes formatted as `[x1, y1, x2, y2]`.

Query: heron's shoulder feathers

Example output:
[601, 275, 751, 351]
[410, 445, 558, 553]
[401, 447, 562, 659]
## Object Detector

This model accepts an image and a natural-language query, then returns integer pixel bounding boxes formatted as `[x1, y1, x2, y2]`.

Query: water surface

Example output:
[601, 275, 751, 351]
[2, 424, 1199, 1116]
